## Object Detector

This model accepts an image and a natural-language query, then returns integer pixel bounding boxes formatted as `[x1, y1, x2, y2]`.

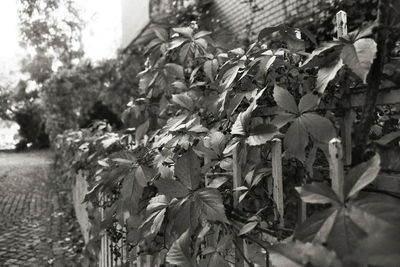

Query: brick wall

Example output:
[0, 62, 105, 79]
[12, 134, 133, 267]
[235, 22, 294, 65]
[212, 0, 320, 39]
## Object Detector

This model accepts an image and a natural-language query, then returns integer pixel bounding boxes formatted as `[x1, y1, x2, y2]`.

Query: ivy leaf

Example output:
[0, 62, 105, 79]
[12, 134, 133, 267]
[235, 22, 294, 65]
[173, 27, 194, 38]
[166, 230, 194, 266]
[246, 124, 279, 146]
[273, 85, 299, 114]
[284, 119, 309, 162]
[164, 63, 184, 79]
[154, 178, 190, 198]
[295, 207, 366, 258]
[348, 194, 400, 234]
[231, 109, 252, 136]
[221, 65, 240, 89]
[180, 42, 192, 64]
[300, 113, 336, 144]
[208, 253, 230, 267]
[169, 37, 187, 50]
[345, 154, 380, 199]
[340, 38, 377, 83]
[258, 26, 280, 40]
[135, 120, 149, 144]
[296, 182, 340, 204]
[298, 93, 319, 113]
[315, 59, 344, 94]
[348, 226, 400, 267]
[207, 177, 228, 188]
[195, 188, 228, 223]
[172, 93, 195, 111]
[175, 148, 201, 190]
[238, 221, 258, 236]
[120, 172, 145, 215]
[270, 240, 342, 267]
[194, 30, 211, 39]
[208, 131, 228, 156]
[203, 59, 218, 81]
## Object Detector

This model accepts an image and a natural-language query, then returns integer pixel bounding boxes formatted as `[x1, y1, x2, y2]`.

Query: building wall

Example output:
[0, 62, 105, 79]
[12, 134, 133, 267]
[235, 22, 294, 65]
[212, 0, 319, 38]
[121, 0, 151, 49]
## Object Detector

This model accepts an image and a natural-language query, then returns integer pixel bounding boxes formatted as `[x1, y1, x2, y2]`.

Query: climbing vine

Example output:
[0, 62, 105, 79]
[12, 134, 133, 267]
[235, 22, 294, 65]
[54, 1, 400, 266]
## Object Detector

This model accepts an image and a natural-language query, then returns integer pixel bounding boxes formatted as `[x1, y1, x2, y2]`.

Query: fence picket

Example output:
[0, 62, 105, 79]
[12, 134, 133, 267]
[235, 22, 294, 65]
[336, 10, 353, 166]
[328, 138, 345, 201]
[232, 143, 246, 267]
[271, 138, 284, 227]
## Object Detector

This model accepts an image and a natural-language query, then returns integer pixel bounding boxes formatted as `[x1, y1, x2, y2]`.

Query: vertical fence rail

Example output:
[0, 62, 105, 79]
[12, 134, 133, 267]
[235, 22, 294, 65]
[233, 142, 246, 267]
[271, 139, 284, 227]
[336, 10, 353, 166]
[329, 138, 345, 201]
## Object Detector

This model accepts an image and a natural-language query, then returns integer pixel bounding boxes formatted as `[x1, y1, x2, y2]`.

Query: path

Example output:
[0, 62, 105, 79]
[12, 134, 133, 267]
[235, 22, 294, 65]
[0, 150, 83, 266]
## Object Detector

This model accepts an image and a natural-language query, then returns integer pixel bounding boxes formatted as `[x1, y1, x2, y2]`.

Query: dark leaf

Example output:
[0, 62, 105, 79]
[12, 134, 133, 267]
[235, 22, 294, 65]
[284, 119, 309, 162]
[175, 148, 201, 190]
[273, 85, 298, 114]
[166, 230, 194, 266]
[154, 178, 190, 198]
[195, 188, 228, 223]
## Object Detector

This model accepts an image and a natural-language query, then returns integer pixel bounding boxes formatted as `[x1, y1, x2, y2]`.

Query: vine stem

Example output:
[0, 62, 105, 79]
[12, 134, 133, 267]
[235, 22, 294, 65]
[353, 0, 391, 164]
[233, 239, 255, 267]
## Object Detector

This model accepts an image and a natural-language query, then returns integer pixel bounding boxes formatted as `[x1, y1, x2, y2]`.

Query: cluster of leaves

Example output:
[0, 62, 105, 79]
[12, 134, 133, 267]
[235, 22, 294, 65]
[41, 50, 143, 142]
[54, 4, 400, 267]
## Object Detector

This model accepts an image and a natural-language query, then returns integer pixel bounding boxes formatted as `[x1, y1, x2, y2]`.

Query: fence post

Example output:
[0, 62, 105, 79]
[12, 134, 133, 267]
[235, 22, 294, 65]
[271, 138, 284, 227]
[233, 142, 247, 267]
[336, 10, 353, 166]
[336, 10, 348, 39]
[328, 138, 345, 202]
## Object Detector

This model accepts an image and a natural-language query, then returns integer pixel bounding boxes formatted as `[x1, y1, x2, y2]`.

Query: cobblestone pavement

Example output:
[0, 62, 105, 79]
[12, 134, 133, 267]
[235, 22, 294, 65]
[0, 150, 83, 266]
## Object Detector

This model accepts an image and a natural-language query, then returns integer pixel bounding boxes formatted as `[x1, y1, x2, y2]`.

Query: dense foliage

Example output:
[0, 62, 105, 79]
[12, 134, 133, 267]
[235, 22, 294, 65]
[54, 1, 400, 266]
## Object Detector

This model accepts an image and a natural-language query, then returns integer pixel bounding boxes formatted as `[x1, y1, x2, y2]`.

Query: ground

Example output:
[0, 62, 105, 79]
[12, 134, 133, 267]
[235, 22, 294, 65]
[0, 150, 84, 266]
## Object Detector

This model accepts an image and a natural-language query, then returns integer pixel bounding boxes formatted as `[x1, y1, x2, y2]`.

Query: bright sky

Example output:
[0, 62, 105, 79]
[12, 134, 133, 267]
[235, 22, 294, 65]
[0, 0, 122, 75]
[0, 0, 21, 82]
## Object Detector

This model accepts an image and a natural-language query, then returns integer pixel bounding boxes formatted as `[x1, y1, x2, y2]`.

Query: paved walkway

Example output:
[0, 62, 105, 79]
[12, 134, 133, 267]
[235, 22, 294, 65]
[0, 151, 82, 266]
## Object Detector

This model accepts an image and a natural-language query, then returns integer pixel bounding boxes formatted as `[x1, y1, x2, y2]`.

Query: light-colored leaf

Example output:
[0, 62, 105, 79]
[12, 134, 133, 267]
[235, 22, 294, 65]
[221, 65, 240, 89]
[345, 154, 381, 199]
[316, 59, 344, 94]
[341, 38, 377, 83]
[171, 93, 194, 111]
[296, 182, 340, 204]
[207, 177, 228, 188]
[246, 124, 279, 146]
[173, 27, 193, 37]
[238, 221, 258, 236]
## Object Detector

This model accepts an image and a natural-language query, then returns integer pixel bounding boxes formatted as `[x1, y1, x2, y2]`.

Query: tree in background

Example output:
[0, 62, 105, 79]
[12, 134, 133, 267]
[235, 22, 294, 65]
[0, 0, 84, 148]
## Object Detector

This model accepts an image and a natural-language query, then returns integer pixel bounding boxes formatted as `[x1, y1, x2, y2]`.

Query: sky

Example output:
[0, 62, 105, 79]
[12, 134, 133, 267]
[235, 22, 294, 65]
[0, 0, 122, 82]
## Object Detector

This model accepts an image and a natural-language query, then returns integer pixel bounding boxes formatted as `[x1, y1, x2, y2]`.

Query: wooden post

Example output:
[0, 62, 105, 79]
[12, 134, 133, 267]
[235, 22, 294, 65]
[328, 138, 345, 202]
[232, 143, 246, 267]
[336, 10, 353, 166]
[271, 139, 284, 227]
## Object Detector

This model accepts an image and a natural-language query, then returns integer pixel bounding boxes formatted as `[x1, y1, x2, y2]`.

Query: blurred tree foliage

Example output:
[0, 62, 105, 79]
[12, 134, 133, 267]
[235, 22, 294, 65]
[0, 0, 85, 148]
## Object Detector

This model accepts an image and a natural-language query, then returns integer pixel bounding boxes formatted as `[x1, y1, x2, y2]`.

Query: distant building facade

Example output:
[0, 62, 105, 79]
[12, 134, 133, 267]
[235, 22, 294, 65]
[120, 0, 319, 49]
